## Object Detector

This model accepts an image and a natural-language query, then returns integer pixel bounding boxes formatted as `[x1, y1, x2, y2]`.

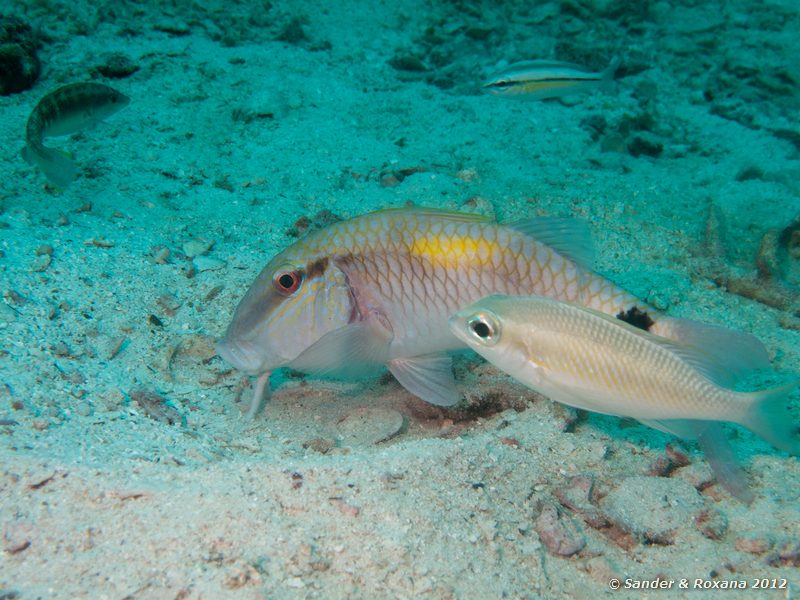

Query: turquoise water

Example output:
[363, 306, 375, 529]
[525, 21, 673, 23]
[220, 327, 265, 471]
[1, 1, 798, 598]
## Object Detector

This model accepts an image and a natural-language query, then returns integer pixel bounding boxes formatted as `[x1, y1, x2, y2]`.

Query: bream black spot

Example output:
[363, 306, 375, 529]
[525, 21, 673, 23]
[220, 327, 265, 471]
[616, 307, 654, 331]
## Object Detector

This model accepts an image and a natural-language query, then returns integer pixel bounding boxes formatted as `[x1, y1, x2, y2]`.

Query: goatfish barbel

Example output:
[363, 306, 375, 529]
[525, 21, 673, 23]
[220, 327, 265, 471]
[22, 82, 130, 188]
[449, 295, 799, 501]
[218, 207, 770, 419]
[483, 57, 620, 100]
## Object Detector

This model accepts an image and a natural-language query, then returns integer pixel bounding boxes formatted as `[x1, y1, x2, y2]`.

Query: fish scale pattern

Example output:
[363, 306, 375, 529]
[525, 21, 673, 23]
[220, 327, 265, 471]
[518, 299, 735, 418]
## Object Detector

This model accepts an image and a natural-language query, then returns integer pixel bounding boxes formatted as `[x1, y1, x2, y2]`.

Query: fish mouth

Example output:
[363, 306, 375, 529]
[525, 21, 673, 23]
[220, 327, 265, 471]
[215, 338, 266, 374]
[447, 313, 472, 345]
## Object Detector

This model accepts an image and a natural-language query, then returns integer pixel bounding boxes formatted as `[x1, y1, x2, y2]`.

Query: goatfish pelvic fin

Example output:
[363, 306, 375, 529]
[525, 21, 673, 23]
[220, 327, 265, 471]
[388, 354, 461, 407]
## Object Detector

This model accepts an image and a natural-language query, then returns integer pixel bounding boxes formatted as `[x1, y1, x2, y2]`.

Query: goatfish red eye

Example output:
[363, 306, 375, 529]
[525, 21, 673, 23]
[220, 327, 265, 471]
[273, 269, 302, 295]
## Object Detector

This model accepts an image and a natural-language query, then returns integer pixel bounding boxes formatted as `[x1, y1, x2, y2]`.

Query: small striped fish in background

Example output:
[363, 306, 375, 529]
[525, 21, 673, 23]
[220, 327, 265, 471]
[22, 82, 130, 188]
[482, 57, 620, 100]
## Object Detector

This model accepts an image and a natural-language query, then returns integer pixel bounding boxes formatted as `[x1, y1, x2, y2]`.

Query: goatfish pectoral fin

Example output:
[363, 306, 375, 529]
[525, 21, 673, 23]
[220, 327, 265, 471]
[388, 354, 460, 406]
[21, 144, 77, 188]
[288, 318, 393, 379]
[641, 419, 754, 504]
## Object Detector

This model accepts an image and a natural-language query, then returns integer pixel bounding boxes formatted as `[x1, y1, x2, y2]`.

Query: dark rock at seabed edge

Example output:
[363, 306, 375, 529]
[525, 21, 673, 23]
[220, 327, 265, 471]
[770, 128, 800, 152]
[153, 20, 190, 36]
[0, 15, 40, 95]
[388, 54, 428, 72]
[464, 26, 494, 40]
[94, 52, 140, 79]
[581, 114, 607, 141]
[627, 133, 663, 158]
[276, 17, 309, 44]
[735, 165, 765, 182]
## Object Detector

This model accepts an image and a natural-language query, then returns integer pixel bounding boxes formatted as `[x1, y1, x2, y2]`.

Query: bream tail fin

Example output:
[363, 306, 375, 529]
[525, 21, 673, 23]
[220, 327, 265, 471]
[741, 381, 800, 455]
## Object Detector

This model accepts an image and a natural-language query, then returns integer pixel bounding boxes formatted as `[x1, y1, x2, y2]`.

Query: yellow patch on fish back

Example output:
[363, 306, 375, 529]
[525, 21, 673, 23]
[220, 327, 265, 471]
[410, 233, 497, 266]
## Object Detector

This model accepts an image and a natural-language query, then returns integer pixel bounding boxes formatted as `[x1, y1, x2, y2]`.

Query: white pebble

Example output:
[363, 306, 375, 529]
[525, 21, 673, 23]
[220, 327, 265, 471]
[182, 238, 213, 258]
[193, 256, 226, 272]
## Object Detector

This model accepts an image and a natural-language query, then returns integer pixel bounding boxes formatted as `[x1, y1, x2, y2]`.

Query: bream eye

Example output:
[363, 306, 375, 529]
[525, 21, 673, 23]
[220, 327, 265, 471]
[273, 270, 302, 295]
[468, 315, 497, 343]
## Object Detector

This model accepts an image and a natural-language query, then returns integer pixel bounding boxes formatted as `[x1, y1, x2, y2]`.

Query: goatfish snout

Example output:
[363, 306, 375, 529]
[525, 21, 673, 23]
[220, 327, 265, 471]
[215, 338, 266, 375]
[22, 82, 130, 188]
[450, 295, 800, 500]
[482, 57, 620, 100]
[217, 247, 363, 417]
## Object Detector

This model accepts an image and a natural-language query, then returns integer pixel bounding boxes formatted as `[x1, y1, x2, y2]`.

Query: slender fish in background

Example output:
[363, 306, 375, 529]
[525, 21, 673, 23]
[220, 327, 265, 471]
[449, 295, 799, 501]
[21, 82, 130, 188]
[483, 57, 620, 100]
[217, 207, 770, 419]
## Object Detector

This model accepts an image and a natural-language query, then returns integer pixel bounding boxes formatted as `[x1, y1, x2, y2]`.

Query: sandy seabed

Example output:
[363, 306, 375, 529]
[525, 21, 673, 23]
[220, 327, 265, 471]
[1, 1, 799, 598]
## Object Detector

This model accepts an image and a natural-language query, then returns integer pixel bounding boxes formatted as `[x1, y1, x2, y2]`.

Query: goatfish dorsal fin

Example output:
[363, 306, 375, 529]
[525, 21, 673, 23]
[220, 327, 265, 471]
[374, 206, 493, 223]
[506, 217, 595, 268]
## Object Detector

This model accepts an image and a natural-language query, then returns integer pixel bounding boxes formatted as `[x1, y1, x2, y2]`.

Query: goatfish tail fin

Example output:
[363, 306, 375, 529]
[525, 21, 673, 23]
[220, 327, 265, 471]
[741, 381, 800, 455]
[21, 144, 77, 188]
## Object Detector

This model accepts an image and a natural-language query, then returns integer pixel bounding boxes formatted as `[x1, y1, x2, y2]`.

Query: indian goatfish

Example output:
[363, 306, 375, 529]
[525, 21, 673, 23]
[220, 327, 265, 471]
[483, 57, 620, 100]
[449, 295, 799, 501]
[22, 82, 130, 188]
[218, 207, 771, 419]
